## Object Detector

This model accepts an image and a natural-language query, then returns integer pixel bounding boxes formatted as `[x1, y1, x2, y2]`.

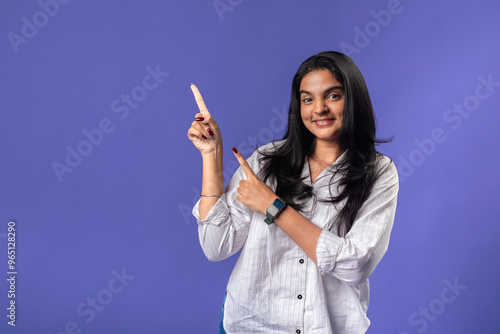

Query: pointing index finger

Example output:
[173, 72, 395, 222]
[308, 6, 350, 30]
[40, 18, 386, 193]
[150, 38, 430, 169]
[232, 147, 256, 178]
[190, 83, 211, 117]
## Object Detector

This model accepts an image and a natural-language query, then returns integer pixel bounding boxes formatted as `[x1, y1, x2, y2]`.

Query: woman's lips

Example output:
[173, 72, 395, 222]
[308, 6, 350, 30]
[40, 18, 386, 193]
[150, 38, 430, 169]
[313, 119, 335, 126]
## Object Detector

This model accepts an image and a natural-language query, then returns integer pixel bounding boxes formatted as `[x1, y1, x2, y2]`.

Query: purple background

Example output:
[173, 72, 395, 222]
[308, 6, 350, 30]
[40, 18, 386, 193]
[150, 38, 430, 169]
[1, 0, 499, 333]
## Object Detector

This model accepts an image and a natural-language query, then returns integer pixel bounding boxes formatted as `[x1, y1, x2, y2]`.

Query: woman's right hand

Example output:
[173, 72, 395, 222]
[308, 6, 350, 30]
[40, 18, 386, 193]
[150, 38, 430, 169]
[187, 84, 222, 156]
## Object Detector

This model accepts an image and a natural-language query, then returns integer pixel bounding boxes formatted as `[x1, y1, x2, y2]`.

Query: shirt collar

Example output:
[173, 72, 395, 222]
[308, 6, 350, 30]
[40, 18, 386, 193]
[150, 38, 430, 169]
[302, 149, 348, 186]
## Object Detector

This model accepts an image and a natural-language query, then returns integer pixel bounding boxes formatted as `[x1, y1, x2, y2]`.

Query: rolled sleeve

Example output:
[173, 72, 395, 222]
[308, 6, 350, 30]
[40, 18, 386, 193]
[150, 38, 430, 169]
[316, 229, 343, 273]
[192, 194, 230, 226]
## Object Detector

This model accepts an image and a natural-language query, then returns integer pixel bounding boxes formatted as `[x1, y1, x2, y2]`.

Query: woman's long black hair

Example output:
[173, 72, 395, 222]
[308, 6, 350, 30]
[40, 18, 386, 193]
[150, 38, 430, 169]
[257, 51, 389, 236]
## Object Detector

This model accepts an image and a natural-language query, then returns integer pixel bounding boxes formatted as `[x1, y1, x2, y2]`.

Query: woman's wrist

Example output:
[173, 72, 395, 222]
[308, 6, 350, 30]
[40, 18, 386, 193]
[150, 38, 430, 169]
[201, 146, 223, 161]
[201, 148, 224, 201]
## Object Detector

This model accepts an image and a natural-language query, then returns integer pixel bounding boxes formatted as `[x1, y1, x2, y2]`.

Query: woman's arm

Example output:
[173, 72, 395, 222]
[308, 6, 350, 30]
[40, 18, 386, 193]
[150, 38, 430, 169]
[188, 85, 258, 261]
[187, 84, 225, 220]
[199, 150, 224, 220]
[232, 149, 398, 284]
[194, 164, 253, 261]
[277, 159, 399, 284]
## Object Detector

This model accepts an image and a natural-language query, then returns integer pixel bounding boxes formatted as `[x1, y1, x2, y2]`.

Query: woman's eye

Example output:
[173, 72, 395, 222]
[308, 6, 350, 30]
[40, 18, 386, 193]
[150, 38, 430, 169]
[328, 93, 339, 99]
[302, 98, 312, 103]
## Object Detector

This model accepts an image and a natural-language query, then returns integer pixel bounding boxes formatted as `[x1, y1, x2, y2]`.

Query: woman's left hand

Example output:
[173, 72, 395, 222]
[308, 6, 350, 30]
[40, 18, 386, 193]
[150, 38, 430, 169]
[232, 147, 278, 215]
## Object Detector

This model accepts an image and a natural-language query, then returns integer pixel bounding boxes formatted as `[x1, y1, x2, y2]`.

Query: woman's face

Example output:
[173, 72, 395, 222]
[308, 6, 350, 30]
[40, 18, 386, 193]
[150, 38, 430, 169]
[299, 69, 345, 145]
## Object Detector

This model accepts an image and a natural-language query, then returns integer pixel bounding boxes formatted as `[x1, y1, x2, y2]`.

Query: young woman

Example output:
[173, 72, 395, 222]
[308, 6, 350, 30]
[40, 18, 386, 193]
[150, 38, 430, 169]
[187, 51, 399, 334]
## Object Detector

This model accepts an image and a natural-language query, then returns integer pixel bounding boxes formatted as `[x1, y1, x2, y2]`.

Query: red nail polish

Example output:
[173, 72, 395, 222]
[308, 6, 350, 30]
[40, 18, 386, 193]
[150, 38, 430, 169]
[232, 147, 238, 154]
[202, 135, 207, 139]
[207, 128, 214, 137]
[195, 117, 204, 121]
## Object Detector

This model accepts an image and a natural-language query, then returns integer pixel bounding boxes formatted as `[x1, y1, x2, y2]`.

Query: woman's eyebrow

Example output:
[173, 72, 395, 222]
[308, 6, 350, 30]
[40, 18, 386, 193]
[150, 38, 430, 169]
[324, 85, 344, 93]
[300, 86, 344, 95]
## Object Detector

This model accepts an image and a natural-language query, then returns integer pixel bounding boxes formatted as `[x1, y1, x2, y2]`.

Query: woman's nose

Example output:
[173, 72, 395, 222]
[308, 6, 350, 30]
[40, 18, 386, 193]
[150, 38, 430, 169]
[314, 99, 327, 113]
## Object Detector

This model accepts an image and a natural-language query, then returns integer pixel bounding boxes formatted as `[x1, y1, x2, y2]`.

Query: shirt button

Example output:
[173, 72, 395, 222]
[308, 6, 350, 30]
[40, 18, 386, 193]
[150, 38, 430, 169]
[297, 294, 302, 299]
[299, 259, 304, 264]
[296, 330, 301, 334]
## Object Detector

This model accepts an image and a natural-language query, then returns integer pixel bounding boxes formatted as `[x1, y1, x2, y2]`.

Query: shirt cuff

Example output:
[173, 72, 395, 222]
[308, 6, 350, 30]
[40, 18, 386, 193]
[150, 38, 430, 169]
[316, 229, 343, 275]
[192, 194, 230, 226]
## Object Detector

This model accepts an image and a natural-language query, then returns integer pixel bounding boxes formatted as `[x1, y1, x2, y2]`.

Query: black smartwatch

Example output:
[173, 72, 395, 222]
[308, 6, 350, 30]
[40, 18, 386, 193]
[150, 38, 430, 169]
[264, 198, 287, 225]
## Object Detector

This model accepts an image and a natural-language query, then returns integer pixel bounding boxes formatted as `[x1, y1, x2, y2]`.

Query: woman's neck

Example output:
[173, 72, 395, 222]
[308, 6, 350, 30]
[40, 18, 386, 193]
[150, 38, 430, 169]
[311, 139, 344, 165]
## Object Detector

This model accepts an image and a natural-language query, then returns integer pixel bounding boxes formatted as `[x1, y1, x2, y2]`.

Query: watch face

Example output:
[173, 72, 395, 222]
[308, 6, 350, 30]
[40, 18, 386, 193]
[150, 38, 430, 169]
[274, 199, 285, 210]
[267, 198, 286, 220]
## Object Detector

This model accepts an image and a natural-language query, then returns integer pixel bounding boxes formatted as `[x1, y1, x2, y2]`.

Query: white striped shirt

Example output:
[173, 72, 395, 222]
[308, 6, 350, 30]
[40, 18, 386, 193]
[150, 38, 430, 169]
[193, 141, 399, 333]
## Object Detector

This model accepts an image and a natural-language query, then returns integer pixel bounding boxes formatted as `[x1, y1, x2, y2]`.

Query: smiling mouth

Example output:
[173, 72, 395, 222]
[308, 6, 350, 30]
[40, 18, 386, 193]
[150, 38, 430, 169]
[313, 118, 335, 126]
